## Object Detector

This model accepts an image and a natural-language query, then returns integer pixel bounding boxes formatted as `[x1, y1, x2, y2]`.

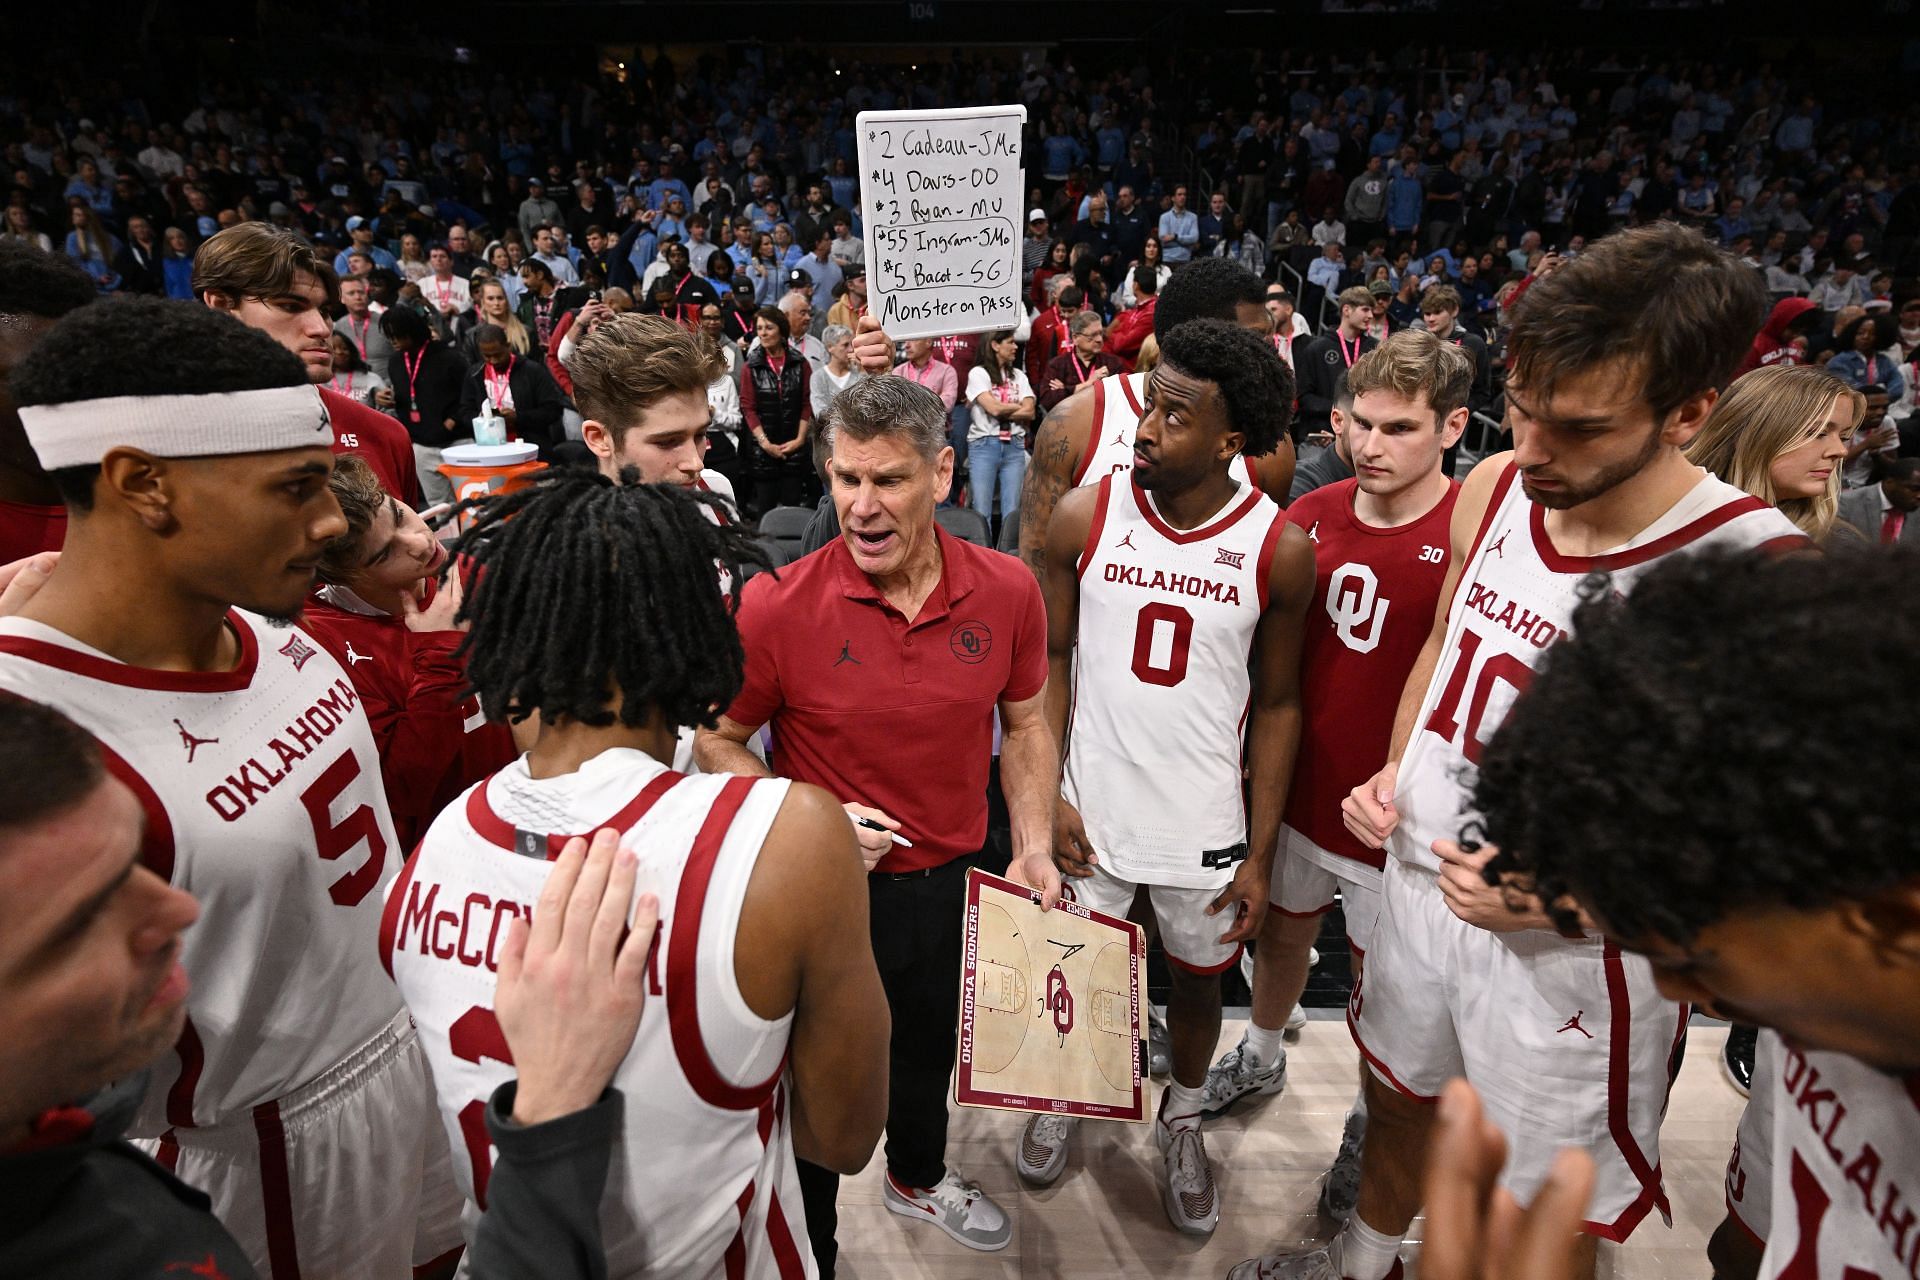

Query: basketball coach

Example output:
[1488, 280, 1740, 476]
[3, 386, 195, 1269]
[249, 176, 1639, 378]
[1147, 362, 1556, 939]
[695, 374, 1059, 1271]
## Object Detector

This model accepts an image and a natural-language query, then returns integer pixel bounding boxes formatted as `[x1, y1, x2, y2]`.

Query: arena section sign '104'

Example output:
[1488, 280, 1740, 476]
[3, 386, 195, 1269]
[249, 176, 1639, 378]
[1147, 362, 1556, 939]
[856, 104, 1026, 340]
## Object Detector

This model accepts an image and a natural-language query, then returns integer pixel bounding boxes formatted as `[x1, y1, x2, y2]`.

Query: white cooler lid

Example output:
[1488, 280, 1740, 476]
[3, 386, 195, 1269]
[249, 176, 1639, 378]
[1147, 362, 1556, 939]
[442, 442, 539, 466]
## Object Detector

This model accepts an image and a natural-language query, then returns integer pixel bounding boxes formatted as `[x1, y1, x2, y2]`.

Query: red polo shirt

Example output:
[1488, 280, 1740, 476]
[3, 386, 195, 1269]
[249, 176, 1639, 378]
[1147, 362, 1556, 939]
[725, 524, 1047, 873]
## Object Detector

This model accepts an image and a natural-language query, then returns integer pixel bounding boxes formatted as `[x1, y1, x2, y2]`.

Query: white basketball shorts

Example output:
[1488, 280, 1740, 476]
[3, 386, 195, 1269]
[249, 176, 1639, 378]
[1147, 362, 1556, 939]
[1071, 858, 1240, 975]
[1269, 825, 1384, 956]
[143, 1010, 465, 1278]
[1724, 1028, 1780, 1246]
[1352, 857, 1684, 1241]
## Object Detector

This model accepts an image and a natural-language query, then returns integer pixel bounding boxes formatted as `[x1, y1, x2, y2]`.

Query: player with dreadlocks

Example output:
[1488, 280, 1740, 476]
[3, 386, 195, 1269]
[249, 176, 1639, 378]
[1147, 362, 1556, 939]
[382, 467, 890, 1277]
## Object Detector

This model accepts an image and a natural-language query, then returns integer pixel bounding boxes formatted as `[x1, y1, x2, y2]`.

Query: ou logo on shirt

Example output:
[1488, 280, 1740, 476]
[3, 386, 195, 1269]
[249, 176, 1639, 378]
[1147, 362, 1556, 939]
[1327, 563, 1388, 654]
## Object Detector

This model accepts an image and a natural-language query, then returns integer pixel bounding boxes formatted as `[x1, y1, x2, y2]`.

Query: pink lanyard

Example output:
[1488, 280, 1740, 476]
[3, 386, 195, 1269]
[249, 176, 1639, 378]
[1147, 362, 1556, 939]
[332, 372, 355, 398]
[349, 313, 371, 358]
[484, 357, 515, 406]
[1338, 333, 1364, 368]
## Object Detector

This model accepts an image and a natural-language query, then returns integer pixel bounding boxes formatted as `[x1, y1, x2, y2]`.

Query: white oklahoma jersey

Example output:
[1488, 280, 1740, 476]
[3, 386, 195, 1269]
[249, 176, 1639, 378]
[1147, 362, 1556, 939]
[384, 748, 812, 1279]
[1353, 462, 1805, 1238]
[1071, 371, 1260, 490]
[1759, 1040, 1920, 1278]
[0, 610, 457, 1277]
[1391, 463, 1806, 874]
[1065, 471, 1286, 890]
[0, 610, 402, 1127]
[696, 468, 738, 524]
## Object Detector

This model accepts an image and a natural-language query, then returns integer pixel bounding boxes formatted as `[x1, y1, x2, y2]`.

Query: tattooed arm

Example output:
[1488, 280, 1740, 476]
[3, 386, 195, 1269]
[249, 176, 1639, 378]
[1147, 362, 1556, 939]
[1016, 393, 1094, 585]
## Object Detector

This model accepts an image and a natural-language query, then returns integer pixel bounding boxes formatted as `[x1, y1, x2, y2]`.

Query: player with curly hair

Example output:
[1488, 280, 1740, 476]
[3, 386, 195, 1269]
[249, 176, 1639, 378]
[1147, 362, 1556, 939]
[1469, 542, 1920, 1280]
[1025, 318, 1314, 1234]
[385, 467, 892, 1277]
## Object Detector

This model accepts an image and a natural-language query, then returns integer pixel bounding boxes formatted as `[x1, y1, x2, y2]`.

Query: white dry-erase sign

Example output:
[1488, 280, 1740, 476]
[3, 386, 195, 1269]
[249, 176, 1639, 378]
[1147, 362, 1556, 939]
[856, 105, 1026, 340]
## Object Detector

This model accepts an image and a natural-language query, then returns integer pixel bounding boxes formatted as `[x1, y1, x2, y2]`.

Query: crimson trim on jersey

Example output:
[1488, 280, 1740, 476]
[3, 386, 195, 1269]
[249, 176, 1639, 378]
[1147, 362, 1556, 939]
[1118, 372, 1145, 418]
[765, 1191, 807, 1277]
[1755, 532, 1814, 557]
[378, 841, 426, 980]
[1529, 490, 1774, 575]
[124, 739, 198, 1130]
[1724, 1198, 1765, 1249]
[1348, 1002, 1440, 1104]
[1129, 479, 1265, 545]
[155, 1129, 180, 1171]
[667, 776, 787, 1111]
[1069, 381, 1105, 487]
[0, 610, 261, 691]
[1164, 943, 1243, 976]
[253, 1098, 304, 1279]
[1076, 474, 1114, 578]
[413, 1246, 466, 1278]
[1254, 507, 1288, 612]
[464, 767, 684, 855]
[1581, 940, 1672, 1242]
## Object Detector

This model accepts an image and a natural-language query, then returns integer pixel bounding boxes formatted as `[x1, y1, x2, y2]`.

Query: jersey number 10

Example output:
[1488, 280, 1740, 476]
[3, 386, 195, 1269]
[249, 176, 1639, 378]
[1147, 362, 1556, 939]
[1422, 630, 1534, 765]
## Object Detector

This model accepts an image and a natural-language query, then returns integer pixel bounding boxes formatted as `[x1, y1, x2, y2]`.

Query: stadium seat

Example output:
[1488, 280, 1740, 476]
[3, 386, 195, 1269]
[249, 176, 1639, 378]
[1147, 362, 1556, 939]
[934, 506, 993, 546]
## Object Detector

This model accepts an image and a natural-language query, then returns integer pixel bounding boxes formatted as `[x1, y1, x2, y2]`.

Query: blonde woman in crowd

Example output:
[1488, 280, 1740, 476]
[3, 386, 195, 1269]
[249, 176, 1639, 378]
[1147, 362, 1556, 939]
[455, 278, 532, 359]
[1686, 365, 1862, 541]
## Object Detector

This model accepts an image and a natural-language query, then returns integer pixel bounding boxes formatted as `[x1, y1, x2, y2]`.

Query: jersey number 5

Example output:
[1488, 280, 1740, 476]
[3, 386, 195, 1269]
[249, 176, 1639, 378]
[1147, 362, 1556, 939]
[1131, 602, 1193, 688]
[299, 752, 389, 906]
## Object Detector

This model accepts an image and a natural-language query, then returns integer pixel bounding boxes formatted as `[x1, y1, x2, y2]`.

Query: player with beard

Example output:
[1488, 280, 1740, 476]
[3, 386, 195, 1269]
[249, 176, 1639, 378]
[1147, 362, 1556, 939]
[0, 298, 459, 1278]
[194, 222, 420, 506]
[1235, 223, 1807, 1280]
[1025, 319, 1312, 1235]
[1205, 331, 1470, 1226]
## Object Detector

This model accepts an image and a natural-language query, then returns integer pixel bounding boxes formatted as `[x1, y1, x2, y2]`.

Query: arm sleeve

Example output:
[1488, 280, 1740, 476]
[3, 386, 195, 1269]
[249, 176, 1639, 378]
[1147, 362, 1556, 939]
[545, 310, 576, 396]
[469, 1081, 619, 1280]
[608, 221, 643, 291]
[719, 578, 784, 730]
[1037, 357, 1072, 412]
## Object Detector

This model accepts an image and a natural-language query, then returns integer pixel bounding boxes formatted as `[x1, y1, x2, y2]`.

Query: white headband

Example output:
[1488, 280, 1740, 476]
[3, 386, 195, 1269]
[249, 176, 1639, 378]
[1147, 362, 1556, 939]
[20, 385, 333, 470]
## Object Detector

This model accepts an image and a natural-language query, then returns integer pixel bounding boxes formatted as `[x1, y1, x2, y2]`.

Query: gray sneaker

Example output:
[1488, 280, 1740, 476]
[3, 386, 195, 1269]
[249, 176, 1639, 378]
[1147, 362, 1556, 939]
[1016, 1113, 1077, 1186]
[883, 1167, 1012, 1251]
[1155, 1106, 1219, 1235]
[1148, 1004, 1172, 1078]
[1201, 1034, 1288, 1117]
[1319, 1111, 1367, 1222]
[1227, 1246, 1404, 1279]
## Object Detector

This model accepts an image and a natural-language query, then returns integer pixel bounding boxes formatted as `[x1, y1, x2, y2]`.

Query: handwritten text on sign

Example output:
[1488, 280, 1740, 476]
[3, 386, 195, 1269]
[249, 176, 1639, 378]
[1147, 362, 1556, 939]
[857, 105, 1027, 340]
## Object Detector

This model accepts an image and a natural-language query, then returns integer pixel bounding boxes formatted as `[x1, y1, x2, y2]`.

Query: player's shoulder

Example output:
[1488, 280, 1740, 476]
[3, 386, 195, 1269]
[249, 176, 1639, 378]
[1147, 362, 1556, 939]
[1285, 477, 1354, 525]
[697, 469, 737, 502]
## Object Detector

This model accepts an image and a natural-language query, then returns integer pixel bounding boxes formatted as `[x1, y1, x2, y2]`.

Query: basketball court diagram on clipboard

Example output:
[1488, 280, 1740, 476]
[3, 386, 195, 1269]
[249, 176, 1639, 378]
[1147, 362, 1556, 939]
[956, 868, 1147, 1122]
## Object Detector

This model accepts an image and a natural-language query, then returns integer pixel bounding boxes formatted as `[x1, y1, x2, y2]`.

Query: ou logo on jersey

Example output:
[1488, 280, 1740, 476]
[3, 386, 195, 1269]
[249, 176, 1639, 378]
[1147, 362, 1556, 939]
[1328, 563, 1389, 653]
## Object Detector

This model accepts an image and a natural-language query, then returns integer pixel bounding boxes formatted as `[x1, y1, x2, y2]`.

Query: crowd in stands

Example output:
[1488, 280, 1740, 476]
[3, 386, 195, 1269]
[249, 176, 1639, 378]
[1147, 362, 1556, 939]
[5, 41, 1914, 520]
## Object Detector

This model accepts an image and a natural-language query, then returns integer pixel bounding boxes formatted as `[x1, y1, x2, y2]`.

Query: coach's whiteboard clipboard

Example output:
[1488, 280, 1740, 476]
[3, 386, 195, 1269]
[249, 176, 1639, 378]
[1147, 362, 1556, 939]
[956, 868, 1148, 1122]
[856, 105, 1026, 340]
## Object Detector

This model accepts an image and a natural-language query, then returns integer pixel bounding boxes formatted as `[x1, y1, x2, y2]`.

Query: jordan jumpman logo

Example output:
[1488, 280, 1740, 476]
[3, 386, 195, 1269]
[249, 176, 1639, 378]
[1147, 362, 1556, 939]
[834, 641, 861, 667]
[174, 719, 219, 763]
[1556, 1010, 1594, 1039]
[1485, 530, 1509, 559]
[343, 642, 372, 666]
[1114, 530, 1138, 551]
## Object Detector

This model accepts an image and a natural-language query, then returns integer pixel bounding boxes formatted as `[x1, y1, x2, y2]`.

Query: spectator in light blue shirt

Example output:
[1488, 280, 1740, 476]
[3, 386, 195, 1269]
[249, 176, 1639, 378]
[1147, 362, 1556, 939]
[63, 158, 115, 217]
[1387, 162, 1424, 241]
[1042, 129, 1087, 183]
[1095, 119, 1126, 170]
[1369, 115, 1403, 159]
[1158, 185, 1199, 263]
[1307, 242, 1346, 293]
[1775, 98, 1817, 156]
[649, 164, 692, 213]
[332, 217, 397, 276]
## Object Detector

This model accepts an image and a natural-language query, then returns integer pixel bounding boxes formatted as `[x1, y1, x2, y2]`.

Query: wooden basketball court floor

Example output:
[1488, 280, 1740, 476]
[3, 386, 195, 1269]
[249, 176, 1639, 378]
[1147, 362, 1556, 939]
[830, 1016, 1743, 1278]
